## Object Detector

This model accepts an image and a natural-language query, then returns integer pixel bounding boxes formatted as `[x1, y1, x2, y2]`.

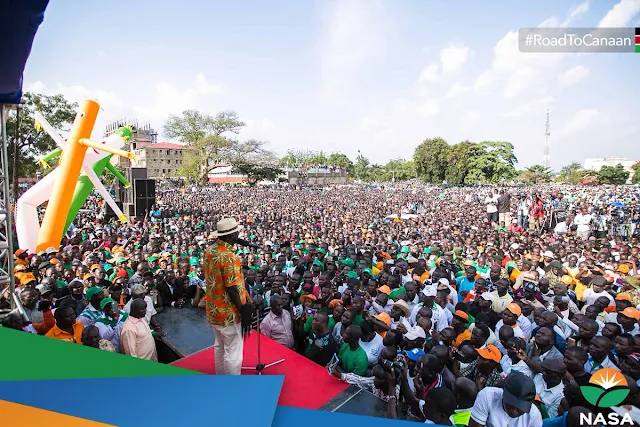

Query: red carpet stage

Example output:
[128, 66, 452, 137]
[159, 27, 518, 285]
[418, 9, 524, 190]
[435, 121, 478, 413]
[172, 333, 349, 409]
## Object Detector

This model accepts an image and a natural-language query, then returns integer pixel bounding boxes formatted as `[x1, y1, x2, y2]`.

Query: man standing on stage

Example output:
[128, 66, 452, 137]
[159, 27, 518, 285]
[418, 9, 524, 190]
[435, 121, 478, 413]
[204, 217, 253, 375]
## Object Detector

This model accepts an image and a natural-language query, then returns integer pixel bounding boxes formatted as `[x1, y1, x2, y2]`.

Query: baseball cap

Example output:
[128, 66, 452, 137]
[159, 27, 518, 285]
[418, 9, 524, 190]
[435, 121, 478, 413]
[377, 285, 391, 295]
[616, 293, 632, 302]
[477, 345, 501, 364]
[130, 283, 146, 295]
[621, 307, 640, 321]
[541, 358, 566, 375]
[393, 300, 410, 316]
[422, 286, 437, 297]
[404, 326, 427, 340]
[502, 372, 537, 413]
[617, 264, 630, 274]
[505, 303, 522, 317]
[373, 312, 391, 326]
[543, 251, 554, 258]
[454, 310, 469, 321]
[36, 283, 52, 295]
[405, 348, 425, 361]
[85, 286, 105, 301]
[480, 292, 493, 301]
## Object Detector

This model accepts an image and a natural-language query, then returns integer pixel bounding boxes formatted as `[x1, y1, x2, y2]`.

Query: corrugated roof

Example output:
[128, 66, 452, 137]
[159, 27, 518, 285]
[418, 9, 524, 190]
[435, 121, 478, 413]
[143, 142, 194, 150]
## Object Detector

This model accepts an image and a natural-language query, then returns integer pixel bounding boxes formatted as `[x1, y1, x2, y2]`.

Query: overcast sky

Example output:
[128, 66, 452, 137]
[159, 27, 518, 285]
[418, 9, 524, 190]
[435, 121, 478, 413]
[23, 0, 640, 170]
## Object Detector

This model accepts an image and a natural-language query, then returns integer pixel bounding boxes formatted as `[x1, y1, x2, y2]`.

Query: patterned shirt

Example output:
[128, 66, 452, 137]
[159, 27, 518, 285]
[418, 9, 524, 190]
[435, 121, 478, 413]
[460, 360, 505, 388]
[203, 241, 249, 327]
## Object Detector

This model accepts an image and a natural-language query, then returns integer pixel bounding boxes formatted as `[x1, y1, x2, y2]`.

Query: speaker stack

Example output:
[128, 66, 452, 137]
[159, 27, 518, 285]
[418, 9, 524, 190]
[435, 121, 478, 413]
[123, 168, 156, 218]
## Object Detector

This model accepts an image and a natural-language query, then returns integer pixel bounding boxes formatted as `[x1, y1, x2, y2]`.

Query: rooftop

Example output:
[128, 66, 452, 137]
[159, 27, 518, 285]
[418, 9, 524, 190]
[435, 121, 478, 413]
[141, 142, 194, 150]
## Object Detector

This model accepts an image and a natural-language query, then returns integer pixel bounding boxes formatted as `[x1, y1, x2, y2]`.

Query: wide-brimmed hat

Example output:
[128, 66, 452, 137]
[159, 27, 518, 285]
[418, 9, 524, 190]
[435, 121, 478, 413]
[212, 218, 244, 237]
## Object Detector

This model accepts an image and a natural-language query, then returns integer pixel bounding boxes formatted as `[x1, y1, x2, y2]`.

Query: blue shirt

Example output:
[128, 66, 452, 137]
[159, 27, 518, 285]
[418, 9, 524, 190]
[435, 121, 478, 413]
[543, 412, 567, 427]
[456, 276, 476, 293]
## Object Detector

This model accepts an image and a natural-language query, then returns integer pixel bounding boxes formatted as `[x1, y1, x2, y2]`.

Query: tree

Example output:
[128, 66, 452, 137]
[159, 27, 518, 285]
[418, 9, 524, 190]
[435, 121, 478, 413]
[477, 141, 518, 183]
[327, 152, 354, 173]
[231, 162, 283, 186]
[164, 110, 245, 182]
[445, 141, 478, 185]
[557, 161, 587, 184]
[598, 164, 629, 185]
[632, 162, 640, 184]
[414, 137, 449, 183]
[6, 92, 77, 201]
[519, 165, 554, 184]
[381, 158, 416, 182]
[353, 153, 371, 181]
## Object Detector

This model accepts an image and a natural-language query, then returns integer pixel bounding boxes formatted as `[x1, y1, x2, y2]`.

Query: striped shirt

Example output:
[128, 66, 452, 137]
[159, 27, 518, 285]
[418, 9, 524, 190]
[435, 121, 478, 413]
[78, 305, 101, 327]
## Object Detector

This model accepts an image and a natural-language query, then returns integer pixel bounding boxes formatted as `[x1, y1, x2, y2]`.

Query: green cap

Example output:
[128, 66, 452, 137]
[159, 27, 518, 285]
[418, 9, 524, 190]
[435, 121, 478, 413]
[100, 297, 116, 311]
[340, 258, 355, 269]
[362, 268, 373, 276]
[103, 264, 114, 272]
[401, 246, 409, 253]
[85, 286, 105, 301]
[423, 248, 431, 254]
[346, 271, 358, 279]
[190, 256, 200, 266]
[550, 260, 563, 269]
[148, 255, 158, 262]
[316, 248, 327, 255]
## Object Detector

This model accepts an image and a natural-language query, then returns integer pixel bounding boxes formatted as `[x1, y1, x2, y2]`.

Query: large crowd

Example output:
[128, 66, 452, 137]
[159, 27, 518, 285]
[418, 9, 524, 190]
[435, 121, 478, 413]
[3, 182, 640, 426]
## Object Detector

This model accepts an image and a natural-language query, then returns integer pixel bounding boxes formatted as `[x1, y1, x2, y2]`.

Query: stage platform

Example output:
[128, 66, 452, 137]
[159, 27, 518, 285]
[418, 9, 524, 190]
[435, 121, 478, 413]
[159, 307, 408, 418]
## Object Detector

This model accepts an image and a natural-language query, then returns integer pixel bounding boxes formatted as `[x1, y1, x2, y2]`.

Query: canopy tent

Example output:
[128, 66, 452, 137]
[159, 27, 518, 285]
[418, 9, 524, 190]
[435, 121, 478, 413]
[0, 0, 49, 104]
[0, 0, 50, 311]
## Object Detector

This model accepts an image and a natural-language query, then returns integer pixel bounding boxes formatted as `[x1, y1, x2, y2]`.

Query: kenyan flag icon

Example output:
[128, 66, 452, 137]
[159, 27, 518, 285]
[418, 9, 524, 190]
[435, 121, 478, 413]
[581, 368, 630, 408]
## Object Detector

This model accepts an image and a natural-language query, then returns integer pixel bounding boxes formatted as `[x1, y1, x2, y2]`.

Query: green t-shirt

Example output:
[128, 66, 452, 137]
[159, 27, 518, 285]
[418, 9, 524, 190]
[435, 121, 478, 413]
[338, 343, 368, 375]
[389, 286, 406, 301]
[352, 312, 363, 326]
[304, 314, 336, 334]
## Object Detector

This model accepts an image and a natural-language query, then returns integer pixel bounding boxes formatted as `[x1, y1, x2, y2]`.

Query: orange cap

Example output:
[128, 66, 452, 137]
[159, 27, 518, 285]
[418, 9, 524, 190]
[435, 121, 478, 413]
[377, 285, 391, 296]
[477, 345, 501, 364]
[621, 307, 640, 320]
[90, 264, 101, 271]
[505, 302, 522, 317]
[14, 249, 27, 258]
[617, 264, 630, 274]
[83, 273, 95, 281]
[20, 273, 37, 285]
[616, 293, 632, 302]
[454, 310, 469, 321]
[49, 258, 60, 265]
[373, 312, 391, 326]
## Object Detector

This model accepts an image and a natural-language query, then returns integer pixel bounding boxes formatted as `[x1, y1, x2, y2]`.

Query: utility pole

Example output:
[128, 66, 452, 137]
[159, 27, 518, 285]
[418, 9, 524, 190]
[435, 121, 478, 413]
[543, 109, 551, 168]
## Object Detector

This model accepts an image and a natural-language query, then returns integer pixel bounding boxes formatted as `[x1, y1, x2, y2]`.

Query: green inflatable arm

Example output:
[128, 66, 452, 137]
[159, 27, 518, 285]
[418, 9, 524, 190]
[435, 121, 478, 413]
[105, 162, 131, 188]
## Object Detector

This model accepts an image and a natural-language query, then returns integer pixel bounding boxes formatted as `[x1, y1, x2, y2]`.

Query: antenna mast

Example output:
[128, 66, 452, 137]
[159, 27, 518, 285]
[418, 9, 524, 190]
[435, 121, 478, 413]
[543, 109, 550, 168]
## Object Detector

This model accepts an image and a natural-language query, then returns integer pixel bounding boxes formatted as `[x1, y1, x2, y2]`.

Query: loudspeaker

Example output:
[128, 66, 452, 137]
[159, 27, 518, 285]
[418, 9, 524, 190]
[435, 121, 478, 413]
[135, 198, 153, 217]
[134, 179, 156, 199]
[130, 168, 148, 181]
[133, 179, 156, 217]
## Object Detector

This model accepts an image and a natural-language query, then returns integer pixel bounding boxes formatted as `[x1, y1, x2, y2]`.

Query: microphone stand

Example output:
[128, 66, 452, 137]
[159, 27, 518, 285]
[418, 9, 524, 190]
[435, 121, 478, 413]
[241, 294, 285, 375]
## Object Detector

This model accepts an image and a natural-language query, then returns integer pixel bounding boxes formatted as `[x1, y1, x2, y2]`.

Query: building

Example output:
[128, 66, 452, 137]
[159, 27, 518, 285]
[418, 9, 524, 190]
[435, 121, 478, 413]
[584, 158, 637, 183]
[130, 142, 195, 178]
[207, 165, 247, 184]
[285, 167, 349, 185]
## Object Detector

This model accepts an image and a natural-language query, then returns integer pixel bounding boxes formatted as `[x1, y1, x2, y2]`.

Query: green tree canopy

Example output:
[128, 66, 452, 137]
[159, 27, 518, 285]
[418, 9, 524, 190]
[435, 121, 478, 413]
[413, 137, 449, 183]
[231, 162, 283, 186]
[165, 110, 245, 182]
[598, 164, 630, 185]
[519, 165, 554, 184]
[6, 92, 77, 200]
[632, 162, 640, 184]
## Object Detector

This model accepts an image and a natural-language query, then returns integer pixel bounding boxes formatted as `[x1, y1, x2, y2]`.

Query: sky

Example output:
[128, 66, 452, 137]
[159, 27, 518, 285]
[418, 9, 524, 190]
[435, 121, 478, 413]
[23, 0, 640, 170]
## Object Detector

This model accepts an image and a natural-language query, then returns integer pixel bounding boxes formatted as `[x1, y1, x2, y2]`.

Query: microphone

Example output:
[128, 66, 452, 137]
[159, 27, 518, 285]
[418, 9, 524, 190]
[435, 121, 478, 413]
[236, 238, 261, 250]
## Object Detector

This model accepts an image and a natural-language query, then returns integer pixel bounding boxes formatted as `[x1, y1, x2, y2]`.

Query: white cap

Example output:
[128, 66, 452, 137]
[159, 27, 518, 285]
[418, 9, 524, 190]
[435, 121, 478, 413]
[404, 326, 427, 340]
[480, 292, 494, 301]
[422, 286, 437, 297]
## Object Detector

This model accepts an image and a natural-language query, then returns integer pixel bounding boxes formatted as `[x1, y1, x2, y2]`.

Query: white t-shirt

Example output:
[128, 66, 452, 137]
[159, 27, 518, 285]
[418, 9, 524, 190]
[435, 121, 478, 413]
[359, 333, 384, 364]
[470, 387, 542, 427]
[486, 196, 498, 213]
[574, 214, 592, 232]
[123, 295, 157, 325]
